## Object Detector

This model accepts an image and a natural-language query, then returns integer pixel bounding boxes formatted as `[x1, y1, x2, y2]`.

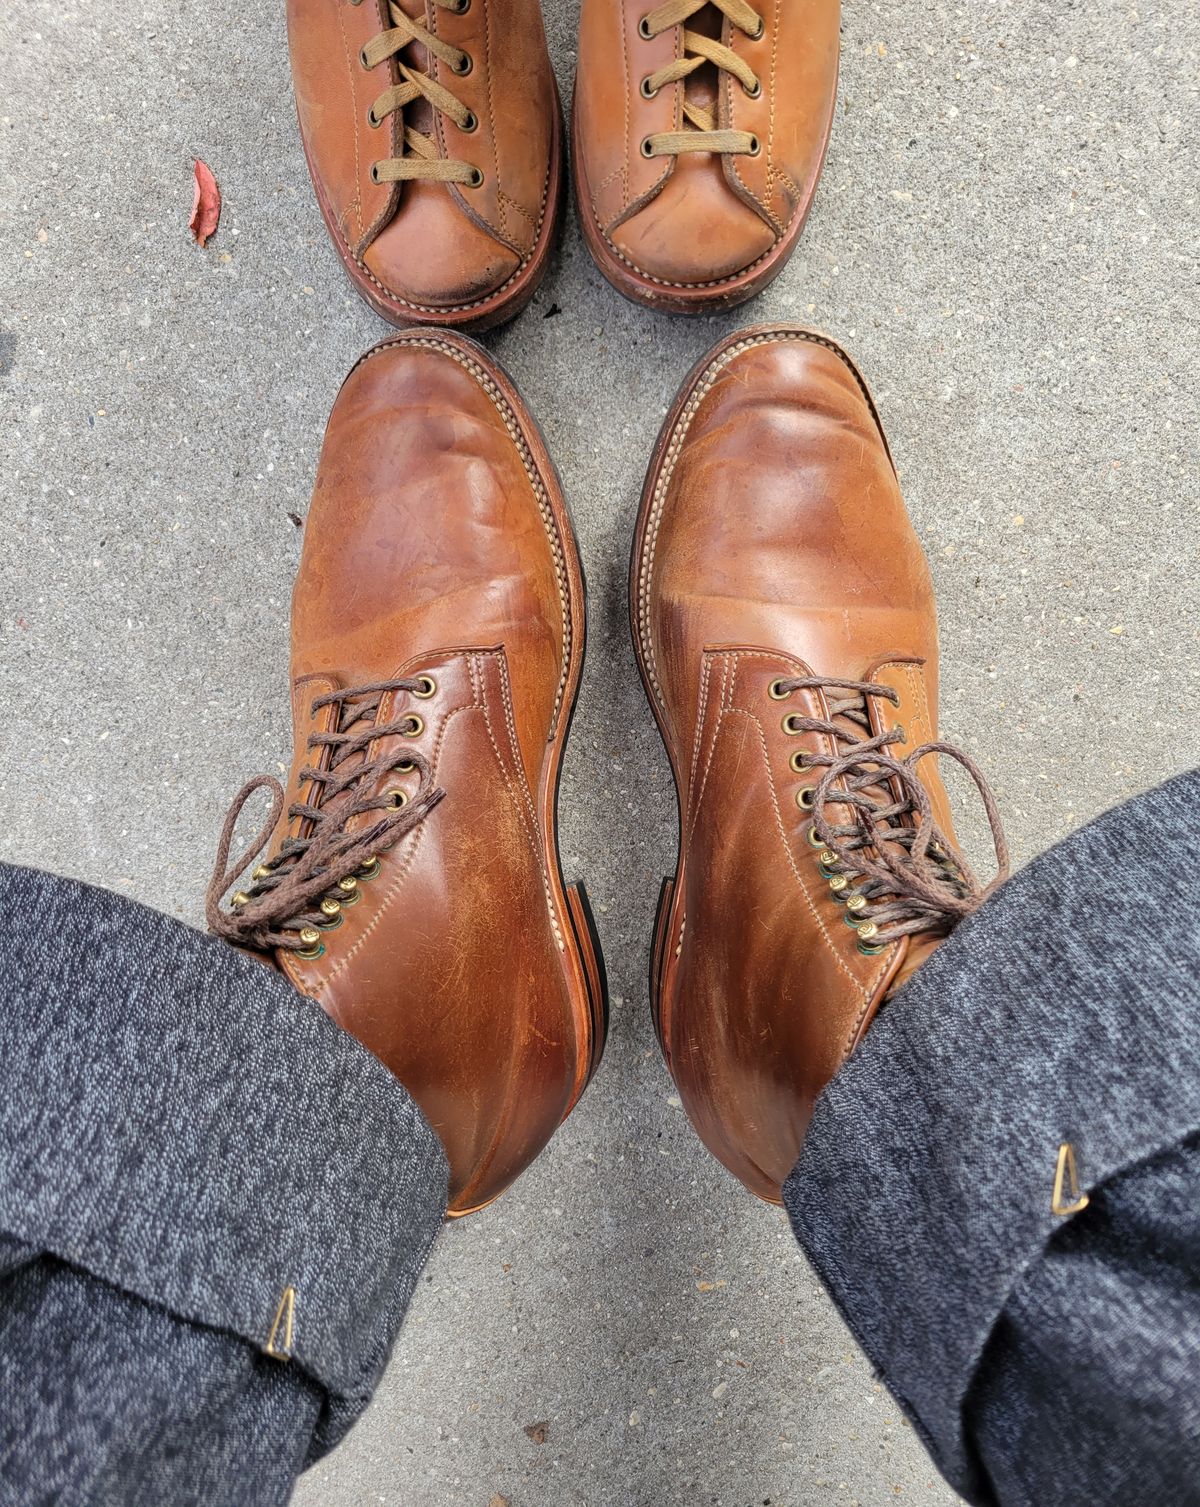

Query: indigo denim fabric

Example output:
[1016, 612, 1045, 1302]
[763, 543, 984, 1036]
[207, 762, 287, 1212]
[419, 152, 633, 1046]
[785, 768, 1200, 1507]
[0, 865, 449, 1505]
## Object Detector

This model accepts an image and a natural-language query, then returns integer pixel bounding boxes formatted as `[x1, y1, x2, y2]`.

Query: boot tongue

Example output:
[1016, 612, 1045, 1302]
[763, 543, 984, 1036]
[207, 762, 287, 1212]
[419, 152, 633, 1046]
[273, 694, 381, 872]
[685, 5, 722, 119]
[389, 0, 436, 137]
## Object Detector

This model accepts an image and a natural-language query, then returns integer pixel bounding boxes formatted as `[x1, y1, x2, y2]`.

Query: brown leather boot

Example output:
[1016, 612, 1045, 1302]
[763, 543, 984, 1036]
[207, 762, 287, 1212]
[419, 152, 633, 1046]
[631, 326, 1008, 1202]
[287, 0, 565, 331]
[573, 0, 838, 313]
[208, 332, 606, 1214]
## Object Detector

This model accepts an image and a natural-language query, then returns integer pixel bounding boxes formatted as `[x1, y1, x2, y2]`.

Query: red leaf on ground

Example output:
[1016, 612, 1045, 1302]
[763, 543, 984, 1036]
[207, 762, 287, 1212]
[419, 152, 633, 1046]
[189, 159, 221, 247]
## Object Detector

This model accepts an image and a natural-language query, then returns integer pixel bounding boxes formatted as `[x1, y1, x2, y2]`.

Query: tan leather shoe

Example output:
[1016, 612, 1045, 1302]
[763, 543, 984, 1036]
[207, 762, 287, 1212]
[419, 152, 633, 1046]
[287, 0, 565, 330]
[573, 0, 838, 313]
[208, 332, 607, 1215]
[631, 326, 1008, 1201]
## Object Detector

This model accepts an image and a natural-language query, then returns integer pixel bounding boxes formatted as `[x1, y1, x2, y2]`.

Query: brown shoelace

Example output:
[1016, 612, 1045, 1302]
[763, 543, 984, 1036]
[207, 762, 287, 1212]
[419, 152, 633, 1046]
[206, 680, 444, 954]
[638, 0, 764, 159]
[777, 676, 1010, 950]
[361, 0, 482, 188]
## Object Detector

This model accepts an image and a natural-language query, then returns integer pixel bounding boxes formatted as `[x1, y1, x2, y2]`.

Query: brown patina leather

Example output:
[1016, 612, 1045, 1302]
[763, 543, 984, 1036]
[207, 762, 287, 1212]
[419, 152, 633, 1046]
[210, 332, 606, 1214]
[287, 0, 564, 330]
[573, 0, 839, 312]
[632, 326, 1005, 1202]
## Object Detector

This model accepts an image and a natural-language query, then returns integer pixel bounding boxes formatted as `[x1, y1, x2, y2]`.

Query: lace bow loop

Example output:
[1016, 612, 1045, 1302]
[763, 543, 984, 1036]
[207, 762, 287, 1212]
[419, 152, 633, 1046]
[206, 677, 446, 954]
[775, 674, 1009, 947]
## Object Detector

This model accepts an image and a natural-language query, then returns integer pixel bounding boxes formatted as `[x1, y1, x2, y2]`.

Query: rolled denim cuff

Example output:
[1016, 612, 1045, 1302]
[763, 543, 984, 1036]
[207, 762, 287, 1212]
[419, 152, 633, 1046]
[784, 768, 1200, 1503]
[0, 864, 449, 1453]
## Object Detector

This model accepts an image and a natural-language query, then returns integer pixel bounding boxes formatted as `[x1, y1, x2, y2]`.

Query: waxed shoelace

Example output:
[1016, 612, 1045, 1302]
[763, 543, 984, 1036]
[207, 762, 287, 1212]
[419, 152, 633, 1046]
[207, 679, 444, 953]
[361, 0, 483, 187]
[777, 676, 1010, 947]
[638, 0, 764, 158]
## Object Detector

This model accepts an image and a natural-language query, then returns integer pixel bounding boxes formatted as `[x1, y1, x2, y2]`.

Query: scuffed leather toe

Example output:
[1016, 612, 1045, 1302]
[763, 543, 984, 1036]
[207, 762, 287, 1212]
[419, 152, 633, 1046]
[609, 157, 776, 286]
[361, 183, 522, 313]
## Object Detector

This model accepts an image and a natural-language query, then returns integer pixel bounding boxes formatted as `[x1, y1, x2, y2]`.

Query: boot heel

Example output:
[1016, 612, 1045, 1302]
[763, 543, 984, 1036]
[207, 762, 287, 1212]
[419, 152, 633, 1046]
[649, 875, 675, 1052]
[565, 881, 609, 1085]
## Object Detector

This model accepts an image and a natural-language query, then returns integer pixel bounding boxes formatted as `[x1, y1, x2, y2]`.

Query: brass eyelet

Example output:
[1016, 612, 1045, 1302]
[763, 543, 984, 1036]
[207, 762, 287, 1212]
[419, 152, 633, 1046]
[892, 722, 907, 745]
[359, 46, 371, 68]
[460, 111, 478, 133]
[789, 749, 811, 773]
[402, 714, 424, 737]
[796, 786, 815, 810]
[451, 50, 472, 75]
[640, 136, 656, 158]
[297, 926, 325, 961]
[369, 162, 382, 184]
[467, 166, 484, 187]
[414, 674, 438, 698]
[387, 787, 409, 809]
[747, 134, 761, 157]
[748, 16, 764, 39]
[394, 758, 416, 773]
[367, 107, 380, 128]
[856, 920, 885, 955]
[453, 0, 470, 11]
[806, 825, 825, 849]
[768, 678, 790, 700]
[743, 77, 762, 99]
[782, 712, 803, 734]
[640, 75, 658, 99]
[638, 15, 654, 38]
[337, 875, 361, 906]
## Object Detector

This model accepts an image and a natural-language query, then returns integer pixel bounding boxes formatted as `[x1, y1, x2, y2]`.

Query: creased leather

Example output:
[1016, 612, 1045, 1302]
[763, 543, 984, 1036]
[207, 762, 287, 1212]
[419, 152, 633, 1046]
[637, 327, 960, 1201]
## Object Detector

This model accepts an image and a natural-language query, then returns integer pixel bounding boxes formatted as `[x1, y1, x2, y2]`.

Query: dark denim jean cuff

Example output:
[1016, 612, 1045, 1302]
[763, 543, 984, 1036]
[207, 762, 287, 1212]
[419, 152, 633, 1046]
[0, 864, 449, 1452]
[783, 768, 1200, 1501]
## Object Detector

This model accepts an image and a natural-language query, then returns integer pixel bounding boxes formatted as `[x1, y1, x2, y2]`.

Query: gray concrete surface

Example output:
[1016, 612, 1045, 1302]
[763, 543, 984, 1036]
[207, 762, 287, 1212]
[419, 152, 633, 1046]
[2, 0, 1198, 1503]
